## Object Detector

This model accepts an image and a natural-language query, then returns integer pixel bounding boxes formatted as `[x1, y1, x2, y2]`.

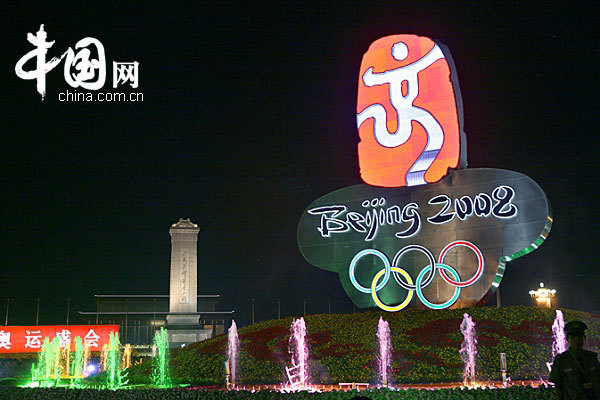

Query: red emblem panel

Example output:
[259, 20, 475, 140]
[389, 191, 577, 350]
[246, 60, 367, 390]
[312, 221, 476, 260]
[356, 35, 464, 187]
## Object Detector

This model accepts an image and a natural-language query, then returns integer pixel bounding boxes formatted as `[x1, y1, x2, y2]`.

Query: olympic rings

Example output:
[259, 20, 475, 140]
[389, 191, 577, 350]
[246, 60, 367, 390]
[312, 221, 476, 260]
[438, 240, 484, 287]
[349, 249, 391, 293]
[415, 263, 461, 309]
[371, 267, 414, 311]
[347, 241, 484, 311]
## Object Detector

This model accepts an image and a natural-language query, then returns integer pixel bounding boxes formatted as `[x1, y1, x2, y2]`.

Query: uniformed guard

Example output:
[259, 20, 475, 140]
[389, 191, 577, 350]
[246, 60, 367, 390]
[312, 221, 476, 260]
[549, 320, 600, 399]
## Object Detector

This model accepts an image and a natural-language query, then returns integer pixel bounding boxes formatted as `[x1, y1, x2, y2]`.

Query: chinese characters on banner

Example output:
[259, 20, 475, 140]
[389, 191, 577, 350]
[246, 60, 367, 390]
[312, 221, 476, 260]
[0, 325, 119, 353]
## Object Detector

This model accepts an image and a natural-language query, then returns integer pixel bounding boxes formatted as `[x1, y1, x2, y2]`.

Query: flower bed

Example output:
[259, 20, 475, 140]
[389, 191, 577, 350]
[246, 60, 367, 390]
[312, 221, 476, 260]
[124, 306, 599, 385]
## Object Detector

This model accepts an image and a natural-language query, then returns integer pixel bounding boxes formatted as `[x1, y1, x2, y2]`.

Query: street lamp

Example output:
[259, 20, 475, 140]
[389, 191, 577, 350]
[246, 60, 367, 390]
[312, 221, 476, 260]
[529, 282, 556, 308]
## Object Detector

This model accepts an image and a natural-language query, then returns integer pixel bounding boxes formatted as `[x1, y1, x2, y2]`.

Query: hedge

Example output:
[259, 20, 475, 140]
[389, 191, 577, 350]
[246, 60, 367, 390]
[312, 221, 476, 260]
[0, 386, 559, 399]
[123, 306, 599, 385]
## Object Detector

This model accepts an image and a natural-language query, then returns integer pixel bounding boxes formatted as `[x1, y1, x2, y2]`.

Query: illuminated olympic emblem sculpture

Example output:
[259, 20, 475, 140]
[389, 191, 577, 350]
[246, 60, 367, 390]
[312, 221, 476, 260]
[297, 34, 552, 313]
[349, 241, 484, 311]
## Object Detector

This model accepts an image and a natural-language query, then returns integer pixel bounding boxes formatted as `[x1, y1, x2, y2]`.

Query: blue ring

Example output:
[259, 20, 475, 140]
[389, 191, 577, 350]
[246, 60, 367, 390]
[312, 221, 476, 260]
[349, 249, 391, 293]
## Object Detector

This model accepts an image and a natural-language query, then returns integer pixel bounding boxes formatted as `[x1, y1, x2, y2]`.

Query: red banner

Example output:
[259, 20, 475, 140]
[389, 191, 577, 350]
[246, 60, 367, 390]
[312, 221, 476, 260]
[0, 325, 120, 353]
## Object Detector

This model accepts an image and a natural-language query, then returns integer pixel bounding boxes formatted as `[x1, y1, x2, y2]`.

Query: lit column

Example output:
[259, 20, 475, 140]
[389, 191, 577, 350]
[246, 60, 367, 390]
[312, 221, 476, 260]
[529, 282, 556, 308]
[168, 218, 200, 317]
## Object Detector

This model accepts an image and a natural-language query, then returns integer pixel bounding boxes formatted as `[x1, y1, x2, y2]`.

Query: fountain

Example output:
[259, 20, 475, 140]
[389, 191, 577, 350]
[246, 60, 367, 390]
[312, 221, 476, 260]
[31, 336, 61, 387]
[151, 327, 172, 388]
[28, 333, 130, 389]
[285, 317, 310, 390]
[100, 343, 109, 372]
[30, 335, 92, 388]
[105, 332, 128, 389]
[70, 336, 84, 386]
[459, 313, 477, 385]
[61, 342, 71, 378]
[83, 342, 91, 376]
[122, 343, 132, 370]
[546, 310, 567, 371]
[376, 317, 392, 387]
[226, 320, 240, 388]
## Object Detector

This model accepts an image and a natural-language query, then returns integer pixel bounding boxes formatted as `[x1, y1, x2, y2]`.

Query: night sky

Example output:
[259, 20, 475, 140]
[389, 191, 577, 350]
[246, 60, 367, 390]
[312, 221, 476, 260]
[2, 3, 598, 329]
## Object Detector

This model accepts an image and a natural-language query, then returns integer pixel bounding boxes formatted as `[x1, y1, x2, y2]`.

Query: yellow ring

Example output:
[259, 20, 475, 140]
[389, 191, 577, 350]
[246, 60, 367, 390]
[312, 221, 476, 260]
[371, 266, 414, 311]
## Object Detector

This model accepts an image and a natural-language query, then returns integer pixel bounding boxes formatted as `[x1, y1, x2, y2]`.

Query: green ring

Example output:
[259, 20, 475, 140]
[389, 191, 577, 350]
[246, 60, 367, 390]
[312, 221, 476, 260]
[415, 263, 461, 309]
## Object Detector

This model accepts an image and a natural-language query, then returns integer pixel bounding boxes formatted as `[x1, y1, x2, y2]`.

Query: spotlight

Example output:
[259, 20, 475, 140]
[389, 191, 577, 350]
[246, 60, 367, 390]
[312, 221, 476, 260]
[86, 364, 97, 374]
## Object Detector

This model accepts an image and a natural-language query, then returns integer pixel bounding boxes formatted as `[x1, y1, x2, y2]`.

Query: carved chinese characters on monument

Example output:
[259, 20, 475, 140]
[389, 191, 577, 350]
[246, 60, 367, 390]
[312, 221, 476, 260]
[168, 218, 199, 315]
[180, 249, 188, 304]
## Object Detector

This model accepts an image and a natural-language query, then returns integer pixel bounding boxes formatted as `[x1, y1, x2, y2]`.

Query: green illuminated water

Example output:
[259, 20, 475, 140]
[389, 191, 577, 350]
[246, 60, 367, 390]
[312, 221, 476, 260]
[31, 337, 61, 387]
[151, 327, 172, 388]
[71, 336, 84, 386]
[28, 334, 129, 390]
[105, 332, 128, 389]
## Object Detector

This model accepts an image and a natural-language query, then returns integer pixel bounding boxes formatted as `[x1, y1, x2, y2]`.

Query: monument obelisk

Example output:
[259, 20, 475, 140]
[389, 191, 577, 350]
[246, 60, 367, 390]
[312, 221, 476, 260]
[166, 218, 205, 347]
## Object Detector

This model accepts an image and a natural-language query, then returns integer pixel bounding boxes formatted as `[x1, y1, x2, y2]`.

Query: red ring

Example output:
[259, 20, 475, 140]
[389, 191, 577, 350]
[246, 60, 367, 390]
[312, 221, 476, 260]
[438, 240, 484, 287]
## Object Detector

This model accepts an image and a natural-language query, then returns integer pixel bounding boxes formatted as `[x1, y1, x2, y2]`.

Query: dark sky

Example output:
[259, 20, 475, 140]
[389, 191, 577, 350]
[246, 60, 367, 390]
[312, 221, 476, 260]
[2, 2, 599, 328]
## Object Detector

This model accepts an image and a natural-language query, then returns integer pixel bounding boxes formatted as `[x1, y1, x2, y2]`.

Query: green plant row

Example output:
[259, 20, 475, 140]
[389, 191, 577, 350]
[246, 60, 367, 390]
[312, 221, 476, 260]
[0, 386, 558, 399]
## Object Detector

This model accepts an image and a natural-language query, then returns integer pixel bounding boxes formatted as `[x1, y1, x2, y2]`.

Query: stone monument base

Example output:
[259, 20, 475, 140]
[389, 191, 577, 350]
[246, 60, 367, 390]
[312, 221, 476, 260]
[167, 328, 212, 348]
[166, 313, 212, 348]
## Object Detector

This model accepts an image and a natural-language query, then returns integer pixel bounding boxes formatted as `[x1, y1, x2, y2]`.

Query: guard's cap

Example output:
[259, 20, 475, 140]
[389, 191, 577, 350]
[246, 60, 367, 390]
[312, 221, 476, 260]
[564, 320, 587, 336]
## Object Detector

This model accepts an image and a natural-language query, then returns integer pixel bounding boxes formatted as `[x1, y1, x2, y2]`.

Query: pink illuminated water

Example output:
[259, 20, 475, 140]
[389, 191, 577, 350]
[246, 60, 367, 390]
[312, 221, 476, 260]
[546, 310, 567, 371]
[376, 317, 392, 387]
[460, 313, 477, 385]
[227, 320, 240, 385]
[285, 317, 309, 389]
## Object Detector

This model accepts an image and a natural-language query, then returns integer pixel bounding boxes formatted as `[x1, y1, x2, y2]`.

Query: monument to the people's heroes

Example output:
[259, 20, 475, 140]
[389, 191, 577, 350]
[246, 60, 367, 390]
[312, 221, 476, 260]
[79, 217, 232, 348]
[166, 218, 212, 347]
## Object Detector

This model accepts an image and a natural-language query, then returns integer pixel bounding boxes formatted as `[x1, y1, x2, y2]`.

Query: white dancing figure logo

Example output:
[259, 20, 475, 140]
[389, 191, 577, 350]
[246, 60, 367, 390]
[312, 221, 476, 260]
[355, 35, 463, 188]
[357, 41, 446, 186]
